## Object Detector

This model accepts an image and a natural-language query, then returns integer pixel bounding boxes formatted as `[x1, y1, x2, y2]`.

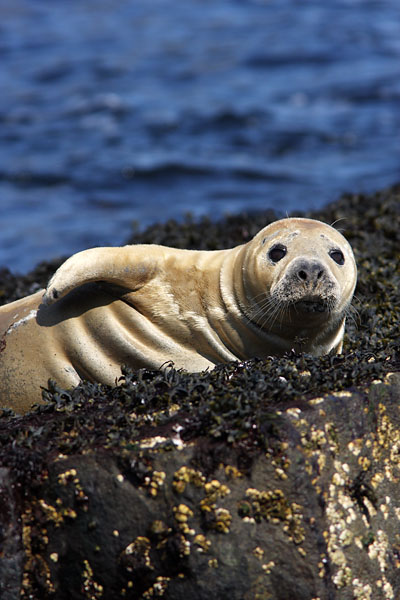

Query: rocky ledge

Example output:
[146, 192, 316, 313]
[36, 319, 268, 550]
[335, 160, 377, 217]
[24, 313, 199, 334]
[0, 185, 399, 599]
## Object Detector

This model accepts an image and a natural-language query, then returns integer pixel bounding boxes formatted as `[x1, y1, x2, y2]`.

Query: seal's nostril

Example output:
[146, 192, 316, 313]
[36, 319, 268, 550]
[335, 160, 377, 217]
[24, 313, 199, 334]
[317, 270, 323, 279]
[298, 270, 307, 281]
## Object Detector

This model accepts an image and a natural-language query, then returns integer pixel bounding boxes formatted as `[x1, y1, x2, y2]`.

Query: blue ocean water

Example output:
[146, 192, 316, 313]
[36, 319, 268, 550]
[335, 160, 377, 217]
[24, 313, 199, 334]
[0, 0, 399, 273]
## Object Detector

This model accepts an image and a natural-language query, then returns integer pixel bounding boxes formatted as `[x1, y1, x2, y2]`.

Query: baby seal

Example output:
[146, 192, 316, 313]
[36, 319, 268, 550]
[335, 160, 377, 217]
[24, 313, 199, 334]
[0, 217, 357, 412]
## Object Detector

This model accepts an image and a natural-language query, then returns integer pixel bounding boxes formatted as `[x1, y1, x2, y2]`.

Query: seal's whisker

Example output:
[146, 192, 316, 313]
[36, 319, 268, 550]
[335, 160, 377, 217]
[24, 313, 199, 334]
[248, 291, 270, 304]
[344, 303, 360, 328]
[270, 302, 288, 331]
[256, 299, 287, 331]
[253, 298, 282, 328]
[351, 294, 363, 306]
[247, 298, 274, 326]
[330, 217, 347, 228]
[246, 296, 276, 323]
[257, 304, 278, 329]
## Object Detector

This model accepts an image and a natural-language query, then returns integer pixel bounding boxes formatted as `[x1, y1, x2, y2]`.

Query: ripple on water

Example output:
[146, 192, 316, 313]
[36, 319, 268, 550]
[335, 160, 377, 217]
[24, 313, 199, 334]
[0, 0, 399, 272]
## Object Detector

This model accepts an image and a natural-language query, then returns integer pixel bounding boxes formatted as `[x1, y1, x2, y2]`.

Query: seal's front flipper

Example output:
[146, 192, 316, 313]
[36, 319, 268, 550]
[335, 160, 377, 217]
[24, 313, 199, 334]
[43, 245, 156, 305]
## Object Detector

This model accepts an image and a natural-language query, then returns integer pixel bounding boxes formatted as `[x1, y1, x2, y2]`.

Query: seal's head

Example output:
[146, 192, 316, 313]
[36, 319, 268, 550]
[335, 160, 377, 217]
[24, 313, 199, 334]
[240, 217, 357, 350]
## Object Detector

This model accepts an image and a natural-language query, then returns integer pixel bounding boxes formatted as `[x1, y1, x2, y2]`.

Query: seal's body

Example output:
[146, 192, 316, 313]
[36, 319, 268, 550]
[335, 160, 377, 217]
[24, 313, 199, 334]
[0, 218, 357, 412]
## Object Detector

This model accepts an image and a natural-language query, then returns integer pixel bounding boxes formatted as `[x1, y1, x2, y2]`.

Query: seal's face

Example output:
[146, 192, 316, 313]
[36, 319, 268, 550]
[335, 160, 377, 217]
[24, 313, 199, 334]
[242, 217, 357, 332]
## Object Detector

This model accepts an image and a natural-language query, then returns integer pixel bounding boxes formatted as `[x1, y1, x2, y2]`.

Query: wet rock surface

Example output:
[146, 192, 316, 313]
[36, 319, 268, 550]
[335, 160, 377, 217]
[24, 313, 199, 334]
[0, 185, 399, 599]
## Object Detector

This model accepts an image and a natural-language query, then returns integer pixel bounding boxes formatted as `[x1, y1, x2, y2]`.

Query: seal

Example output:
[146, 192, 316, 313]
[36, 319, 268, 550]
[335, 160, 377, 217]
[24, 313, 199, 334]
[0, 217, 357, 413]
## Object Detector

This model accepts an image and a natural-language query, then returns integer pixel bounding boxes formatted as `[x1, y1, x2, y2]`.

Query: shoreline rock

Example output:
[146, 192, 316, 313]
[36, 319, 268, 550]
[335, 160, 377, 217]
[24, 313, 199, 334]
[0, 185, 399, 599]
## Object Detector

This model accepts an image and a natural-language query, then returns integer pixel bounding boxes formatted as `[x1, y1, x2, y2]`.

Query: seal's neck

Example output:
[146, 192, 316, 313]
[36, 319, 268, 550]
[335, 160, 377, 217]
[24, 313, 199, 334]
[215, 243, 276, 359]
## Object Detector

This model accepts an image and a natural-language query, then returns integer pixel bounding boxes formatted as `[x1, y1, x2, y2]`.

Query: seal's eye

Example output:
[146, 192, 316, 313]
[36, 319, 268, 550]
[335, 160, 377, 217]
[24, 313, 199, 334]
[329, 249, 345, 265]
[268, 244, 287, 263]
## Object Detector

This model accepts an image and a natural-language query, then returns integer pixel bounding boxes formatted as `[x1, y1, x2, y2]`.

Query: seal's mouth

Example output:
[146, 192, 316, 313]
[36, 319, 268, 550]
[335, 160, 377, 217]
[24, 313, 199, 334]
[294, 298, 330, 314]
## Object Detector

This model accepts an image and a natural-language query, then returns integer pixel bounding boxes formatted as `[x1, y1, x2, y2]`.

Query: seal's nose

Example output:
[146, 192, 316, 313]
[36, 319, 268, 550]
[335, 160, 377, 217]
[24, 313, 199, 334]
[296, 260, 325, 284]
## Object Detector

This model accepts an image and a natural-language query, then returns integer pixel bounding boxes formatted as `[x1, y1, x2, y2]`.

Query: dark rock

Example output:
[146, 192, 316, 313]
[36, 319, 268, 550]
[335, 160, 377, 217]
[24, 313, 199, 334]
[0, 184, 399, 598]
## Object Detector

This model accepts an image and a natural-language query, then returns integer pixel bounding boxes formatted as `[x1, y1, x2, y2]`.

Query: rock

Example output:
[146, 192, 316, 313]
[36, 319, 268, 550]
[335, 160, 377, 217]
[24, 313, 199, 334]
[0, 467, 24, 600]
[1, 373, 400, 599]
[0, 184, 399, 598]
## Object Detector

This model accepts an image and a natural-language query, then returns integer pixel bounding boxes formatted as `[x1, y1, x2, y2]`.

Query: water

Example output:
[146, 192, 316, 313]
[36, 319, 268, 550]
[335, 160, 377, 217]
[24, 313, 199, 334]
[0, 0, 399, 273]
